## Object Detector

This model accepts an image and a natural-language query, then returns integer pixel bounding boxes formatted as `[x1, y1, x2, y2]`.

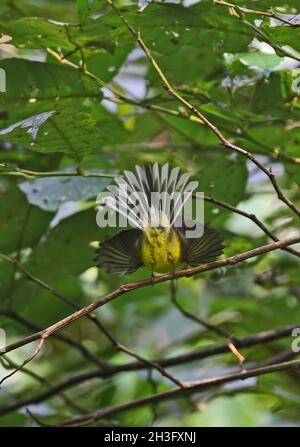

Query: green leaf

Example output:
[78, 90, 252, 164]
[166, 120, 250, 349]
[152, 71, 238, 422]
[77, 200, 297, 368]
[225, 52, 283, 71]
[2, 17, 75, 51]
[12, 208, 109, 320]
[195, 152, 248, 207]
[253, 73, 288, 111]
[284, 162, 300, 189]
[77, 0, 105, 24]
[0, 60, 128, 160]
[19, 209, 105, 282]
[0, 412, 27, 427]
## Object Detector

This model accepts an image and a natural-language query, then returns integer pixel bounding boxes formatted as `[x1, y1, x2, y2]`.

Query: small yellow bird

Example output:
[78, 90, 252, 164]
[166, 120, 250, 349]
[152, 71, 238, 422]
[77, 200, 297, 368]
[94, 163, 223, 275]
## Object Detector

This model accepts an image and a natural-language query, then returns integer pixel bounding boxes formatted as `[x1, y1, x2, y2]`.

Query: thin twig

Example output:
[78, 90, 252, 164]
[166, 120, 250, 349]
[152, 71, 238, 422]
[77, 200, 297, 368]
[213, 0, 300, 27]
[0, 335, 46, 385]
[203, 194, 300, 258]
[170, 280, 230, 338]
[170, 280, 245, 367]
[0, 164, 115, 180]
[0, 355, 86, 414]
[84, 314, 186, 388]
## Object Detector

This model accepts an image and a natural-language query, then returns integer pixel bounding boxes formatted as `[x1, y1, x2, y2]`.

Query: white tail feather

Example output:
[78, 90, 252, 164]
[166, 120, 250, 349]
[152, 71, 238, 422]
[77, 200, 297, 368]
[104, 163, 199, 229]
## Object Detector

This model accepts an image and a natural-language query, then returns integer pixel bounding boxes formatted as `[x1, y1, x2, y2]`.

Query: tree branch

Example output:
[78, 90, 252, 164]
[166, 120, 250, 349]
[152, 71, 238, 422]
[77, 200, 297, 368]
[81, 313, 186, 389]
[0, 310, 108, 369]
[0, 354, 86, 414]
[0, 256, 186, 388]
[0, 163, 115, 180]
[58, 358, 300, 426]
[170, 280, 246, 366]
[0, 252, 116, 360]
[44, 42, 300, 167]
[203, 195, 300, 258]
[0, 236, 299, 382]
[0, 323, 298, 417]
[108, 1, 300, 220]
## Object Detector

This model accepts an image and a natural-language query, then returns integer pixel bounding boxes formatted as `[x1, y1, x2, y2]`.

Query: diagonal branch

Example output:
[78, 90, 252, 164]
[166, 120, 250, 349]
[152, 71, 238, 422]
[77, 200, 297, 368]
[108, 1, 300, 220]
[0, 310, 108, 369]
[0, 252, 116, 358]
[83, 315, 186, 388]
[58, 358, 300, 426]
[170, 279, 231, 339]
[170, 280, 246, 366]
[44, 45, 300, 167]
[203, 195, 300, 258]
[0, 355, 86, 414]
[0, 236, 299, 380]
[0, 256, 186, 388]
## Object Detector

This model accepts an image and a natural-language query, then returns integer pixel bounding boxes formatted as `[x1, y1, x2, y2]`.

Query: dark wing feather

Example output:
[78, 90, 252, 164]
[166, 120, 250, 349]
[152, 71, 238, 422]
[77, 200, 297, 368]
[179, 224, 224, 266]
[94, 229, 143, 275]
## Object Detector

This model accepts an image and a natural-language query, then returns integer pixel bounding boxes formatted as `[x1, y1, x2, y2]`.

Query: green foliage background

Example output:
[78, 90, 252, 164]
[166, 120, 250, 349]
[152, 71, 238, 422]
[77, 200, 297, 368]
[0, 0, 299, 427]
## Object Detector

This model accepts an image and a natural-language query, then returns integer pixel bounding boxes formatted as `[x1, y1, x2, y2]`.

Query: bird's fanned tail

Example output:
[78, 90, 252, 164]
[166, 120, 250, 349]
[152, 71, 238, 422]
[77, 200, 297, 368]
[105, 163, 198, 229]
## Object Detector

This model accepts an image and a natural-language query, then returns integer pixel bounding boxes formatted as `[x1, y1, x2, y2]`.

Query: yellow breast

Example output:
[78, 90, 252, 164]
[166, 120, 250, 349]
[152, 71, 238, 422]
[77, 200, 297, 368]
[141, 227, 182, 273]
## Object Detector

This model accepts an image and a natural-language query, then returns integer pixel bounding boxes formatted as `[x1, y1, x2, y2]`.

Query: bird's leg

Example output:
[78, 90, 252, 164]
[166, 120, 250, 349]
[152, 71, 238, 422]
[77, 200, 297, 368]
[149, 249, 156, 285]
[150, 264, 156, 285]
[170, 278, 177, 301]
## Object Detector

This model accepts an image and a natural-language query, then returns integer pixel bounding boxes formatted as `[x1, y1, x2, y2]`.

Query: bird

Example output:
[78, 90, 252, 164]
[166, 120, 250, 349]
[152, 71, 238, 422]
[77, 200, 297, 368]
[94, 163, 224, 275]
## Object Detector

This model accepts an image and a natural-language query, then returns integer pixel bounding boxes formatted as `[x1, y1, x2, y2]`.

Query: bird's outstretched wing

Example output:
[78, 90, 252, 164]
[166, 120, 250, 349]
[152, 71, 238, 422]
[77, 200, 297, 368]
[179, 224, 224, 266]
[94, 229, 143, 275]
